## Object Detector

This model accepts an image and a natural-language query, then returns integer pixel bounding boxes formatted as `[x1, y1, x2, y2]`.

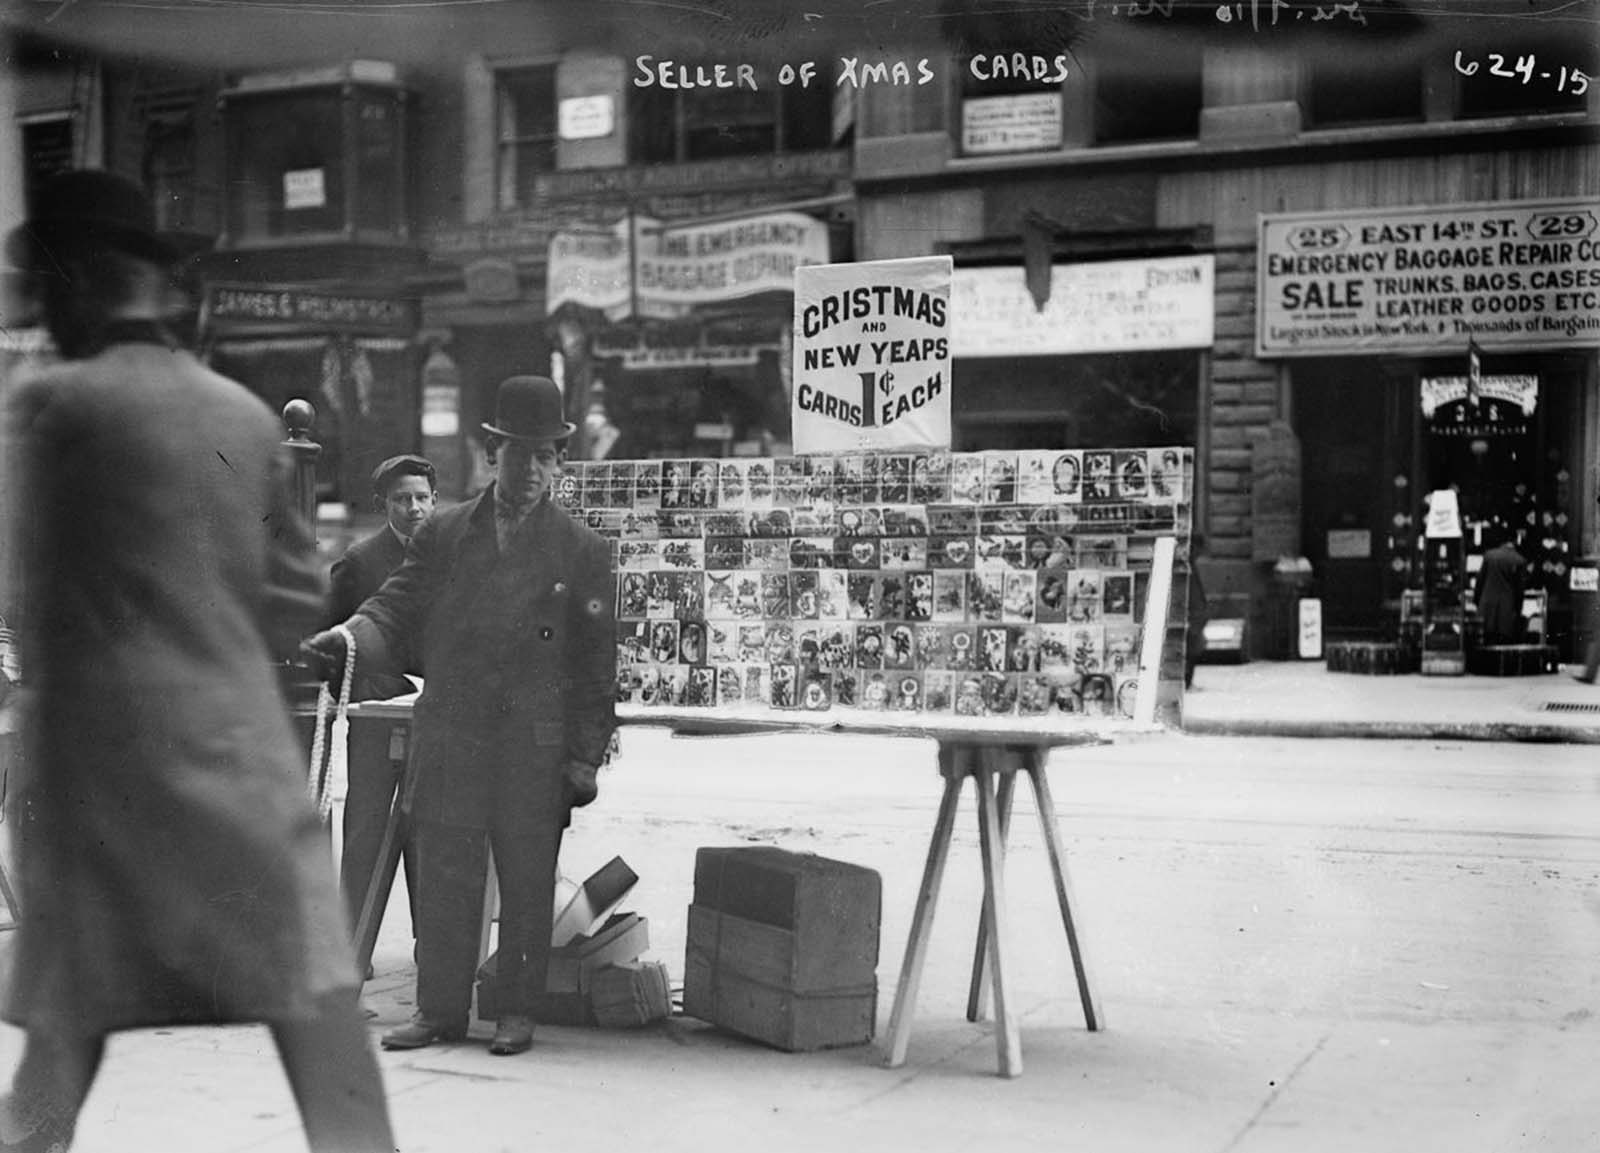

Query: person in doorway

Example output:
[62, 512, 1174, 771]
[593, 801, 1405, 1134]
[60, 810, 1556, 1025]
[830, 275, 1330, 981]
[302, 374, 617, 1058]
[1, 170, 394, 1153]
[326, 453, 437, 964]
[1478, 526, 1528, 647]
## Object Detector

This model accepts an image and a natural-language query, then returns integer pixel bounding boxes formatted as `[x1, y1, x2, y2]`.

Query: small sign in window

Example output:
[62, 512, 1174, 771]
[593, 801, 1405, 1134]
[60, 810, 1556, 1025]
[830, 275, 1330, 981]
[559, 95, 615, 141]
[1327, 529, 1372, 560]
[283, 167, 327, 210]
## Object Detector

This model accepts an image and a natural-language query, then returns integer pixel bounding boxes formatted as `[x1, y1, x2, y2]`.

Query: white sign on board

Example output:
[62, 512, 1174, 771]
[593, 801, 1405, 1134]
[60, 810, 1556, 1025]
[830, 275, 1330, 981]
[792, 256, 953, 454]
[283, 168, 326, 210]
[961, 93, 1063, 155]
[559, 94, 615, 141]
[1298, 599, 1324, 660]
[547, 212, 829, 321]
[951, 255, 1215, 357]
[1257, 199, 1600, 357]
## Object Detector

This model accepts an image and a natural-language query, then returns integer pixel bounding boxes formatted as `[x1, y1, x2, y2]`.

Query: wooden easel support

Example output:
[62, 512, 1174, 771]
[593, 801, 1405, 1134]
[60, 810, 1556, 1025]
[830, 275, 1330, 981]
[0, 857, 19, 932]
[884, 740, 1104, 1079]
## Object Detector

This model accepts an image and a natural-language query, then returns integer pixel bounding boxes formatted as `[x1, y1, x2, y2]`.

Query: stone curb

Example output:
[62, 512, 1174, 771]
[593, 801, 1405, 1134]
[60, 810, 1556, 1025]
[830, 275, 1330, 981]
[1180, 718, 1600, 744]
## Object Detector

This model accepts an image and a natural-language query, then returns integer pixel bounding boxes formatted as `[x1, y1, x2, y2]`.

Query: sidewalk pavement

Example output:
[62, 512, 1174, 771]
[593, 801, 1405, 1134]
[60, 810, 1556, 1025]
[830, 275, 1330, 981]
[13, 727, 1592, 1153]
[1181, 657, 1600, 743]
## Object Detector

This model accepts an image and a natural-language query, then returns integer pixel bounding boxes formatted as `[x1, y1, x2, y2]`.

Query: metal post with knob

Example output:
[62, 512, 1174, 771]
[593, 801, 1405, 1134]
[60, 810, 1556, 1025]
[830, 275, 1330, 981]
[282, 398, 322, 528]
[280, 399, 326, 709]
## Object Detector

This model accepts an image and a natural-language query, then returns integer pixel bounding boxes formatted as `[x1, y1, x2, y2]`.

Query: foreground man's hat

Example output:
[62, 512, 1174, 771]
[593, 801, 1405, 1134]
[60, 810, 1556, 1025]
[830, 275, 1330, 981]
[6, 169, 175, 269]
[481, 375, 575, 442]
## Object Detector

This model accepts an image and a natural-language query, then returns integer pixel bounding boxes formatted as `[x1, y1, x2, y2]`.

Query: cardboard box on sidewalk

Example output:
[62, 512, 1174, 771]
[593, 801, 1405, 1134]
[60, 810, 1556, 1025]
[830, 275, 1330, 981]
[682, 847, 882, 1052]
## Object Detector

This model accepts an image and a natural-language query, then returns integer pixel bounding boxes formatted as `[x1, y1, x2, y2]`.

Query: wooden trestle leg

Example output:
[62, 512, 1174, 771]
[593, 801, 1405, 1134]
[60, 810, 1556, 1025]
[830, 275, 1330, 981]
[883, 744, 966, 1069]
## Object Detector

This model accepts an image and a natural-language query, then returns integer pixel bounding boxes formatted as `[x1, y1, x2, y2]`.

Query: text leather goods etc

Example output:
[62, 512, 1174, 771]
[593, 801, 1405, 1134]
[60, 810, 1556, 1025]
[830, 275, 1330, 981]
[683, 847, 882, 1052]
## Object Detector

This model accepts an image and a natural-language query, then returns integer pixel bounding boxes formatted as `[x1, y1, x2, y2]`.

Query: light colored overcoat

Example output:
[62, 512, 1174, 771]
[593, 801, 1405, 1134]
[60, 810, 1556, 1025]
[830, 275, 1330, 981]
[3, 338, 355, 1036]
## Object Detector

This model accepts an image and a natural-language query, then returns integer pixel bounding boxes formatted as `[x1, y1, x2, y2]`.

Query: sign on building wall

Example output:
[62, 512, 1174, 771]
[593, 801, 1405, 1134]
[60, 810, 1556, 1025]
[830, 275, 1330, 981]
[792, 257, 953, 454]
[553, 447, 1192, 722]
[202, 284, 417, 334]
[1258, 200, 1600, 357]
[547, 211, 830, 321]
[961, 93, 1063, 156]
[950, 255, 1215, 357]
[546, 219, 634, 319]
[637, 212, 829, 319]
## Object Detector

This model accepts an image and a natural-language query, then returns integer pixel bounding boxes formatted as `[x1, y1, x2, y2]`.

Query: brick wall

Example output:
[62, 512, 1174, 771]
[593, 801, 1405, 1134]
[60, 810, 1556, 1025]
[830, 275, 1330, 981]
[1207, 245, 1285, 643]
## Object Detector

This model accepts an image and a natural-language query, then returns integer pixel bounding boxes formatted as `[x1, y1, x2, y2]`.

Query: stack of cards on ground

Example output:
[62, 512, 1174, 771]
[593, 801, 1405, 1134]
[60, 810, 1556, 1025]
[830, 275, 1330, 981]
[476, 857, 661, 1026]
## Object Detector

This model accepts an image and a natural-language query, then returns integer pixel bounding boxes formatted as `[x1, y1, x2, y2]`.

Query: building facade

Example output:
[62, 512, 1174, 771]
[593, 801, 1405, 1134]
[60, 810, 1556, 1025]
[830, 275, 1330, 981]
[8, 7, 1599, 657]
[849, 11, 1600, 655]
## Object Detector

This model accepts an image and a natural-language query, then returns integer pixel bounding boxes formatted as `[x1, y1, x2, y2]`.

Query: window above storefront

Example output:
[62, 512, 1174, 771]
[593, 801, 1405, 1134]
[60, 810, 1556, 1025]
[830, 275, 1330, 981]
[1094, 58, 1204, 146]
[219, 63, 413, 248]
[1455, 33, 1594, 120]
[626, 76, 834, 165]
[1305, 54, 1425, 128]
[495, 63, 558, 210]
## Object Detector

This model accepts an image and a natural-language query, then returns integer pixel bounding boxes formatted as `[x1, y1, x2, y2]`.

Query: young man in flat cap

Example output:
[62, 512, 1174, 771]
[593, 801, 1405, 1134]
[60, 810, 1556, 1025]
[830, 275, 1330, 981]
[329, 453, 439, 697]
[305, 375, 617, 1057]
[327, 453, 437, 958]
[1, 170, 394, 1152]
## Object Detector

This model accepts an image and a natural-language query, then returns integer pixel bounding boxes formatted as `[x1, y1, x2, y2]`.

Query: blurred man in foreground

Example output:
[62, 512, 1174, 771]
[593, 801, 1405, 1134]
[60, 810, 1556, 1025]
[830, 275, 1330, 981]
[0, 170, 394, 1153]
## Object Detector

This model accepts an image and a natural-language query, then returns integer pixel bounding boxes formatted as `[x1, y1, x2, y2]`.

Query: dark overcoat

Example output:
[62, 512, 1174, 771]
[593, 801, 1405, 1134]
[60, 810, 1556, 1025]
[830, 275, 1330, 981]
[347, 488, 616, 829]
[3, 339, 356, 1036]
[1478, 542, 1527, 645]
[327, 526, 415, 701]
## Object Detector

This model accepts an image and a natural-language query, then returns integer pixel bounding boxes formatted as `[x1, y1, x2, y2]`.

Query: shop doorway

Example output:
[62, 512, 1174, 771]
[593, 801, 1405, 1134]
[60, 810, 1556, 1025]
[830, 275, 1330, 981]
[1420, 356, 1585, 651]
[1294, 354, 1590, 651]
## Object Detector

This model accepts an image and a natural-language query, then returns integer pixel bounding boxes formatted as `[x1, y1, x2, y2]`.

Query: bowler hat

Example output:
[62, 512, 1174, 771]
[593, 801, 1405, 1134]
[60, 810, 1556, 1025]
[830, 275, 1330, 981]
[481, 375, 575, 442]
[370, 453, 437, 498]
[6, 169, 174, 269]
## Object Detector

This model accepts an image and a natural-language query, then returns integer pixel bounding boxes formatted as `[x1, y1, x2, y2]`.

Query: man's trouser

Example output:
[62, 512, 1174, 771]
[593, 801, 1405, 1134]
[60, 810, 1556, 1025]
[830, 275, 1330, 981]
[340, 748, 419, 941]
[411, 766, 565, 1027]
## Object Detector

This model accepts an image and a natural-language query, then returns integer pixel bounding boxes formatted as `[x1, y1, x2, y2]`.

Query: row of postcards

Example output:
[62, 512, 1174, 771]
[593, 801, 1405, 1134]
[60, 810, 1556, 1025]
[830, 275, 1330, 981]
[616, 663, 1142, 719]
[557, 447, 1193, 513]
[618, 620, 1142, 676]
[588, 503, 1185, 552]
[616, 568, 1144, 628]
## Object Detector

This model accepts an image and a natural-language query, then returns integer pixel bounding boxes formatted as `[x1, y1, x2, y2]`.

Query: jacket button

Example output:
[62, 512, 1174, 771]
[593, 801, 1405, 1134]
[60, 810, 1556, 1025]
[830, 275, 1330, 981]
[541, 627, 554, 640]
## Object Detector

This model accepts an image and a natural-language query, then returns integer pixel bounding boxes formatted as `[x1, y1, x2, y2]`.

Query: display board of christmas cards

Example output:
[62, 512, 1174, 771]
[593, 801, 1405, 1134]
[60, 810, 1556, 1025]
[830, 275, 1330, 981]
[558, 447, 1193, 724]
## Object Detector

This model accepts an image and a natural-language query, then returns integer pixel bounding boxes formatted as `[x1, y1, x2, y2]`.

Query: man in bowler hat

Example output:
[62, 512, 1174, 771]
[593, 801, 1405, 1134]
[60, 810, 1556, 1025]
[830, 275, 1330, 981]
[326, 453, 437, 961]
[304, 375, 617, 1057]
[1, 170, 394, 1151]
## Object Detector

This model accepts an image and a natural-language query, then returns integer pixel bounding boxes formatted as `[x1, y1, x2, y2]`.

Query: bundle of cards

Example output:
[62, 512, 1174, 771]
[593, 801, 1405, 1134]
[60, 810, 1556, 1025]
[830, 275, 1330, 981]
[588, 447, 1192, 720]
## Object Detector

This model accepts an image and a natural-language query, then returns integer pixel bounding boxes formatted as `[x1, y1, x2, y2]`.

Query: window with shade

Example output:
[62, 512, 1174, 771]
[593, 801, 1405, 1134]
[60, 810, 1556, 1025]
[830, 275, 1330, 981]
[1306, 54, 1425, 127]
[1093, 54, 1203, 145]
[142, 108, 199, 233]
[496, 64, 558, 210]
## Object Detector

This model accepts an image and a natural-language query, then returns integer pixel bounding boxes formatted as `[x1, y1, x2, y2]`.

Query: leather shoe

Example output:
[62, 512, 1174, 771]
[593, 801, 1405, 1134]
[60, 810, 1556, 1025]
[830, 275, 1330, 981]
[381, 1014, 466, 1050]
[488, 1015, 534, 1056]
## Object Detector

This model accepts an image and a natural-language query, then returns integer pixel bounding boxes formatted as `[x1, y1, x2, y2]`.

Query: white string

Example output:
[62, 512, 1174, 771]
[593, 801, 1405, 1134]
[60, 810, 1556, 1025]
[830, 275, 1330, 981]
[308, 623, 356, 821]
